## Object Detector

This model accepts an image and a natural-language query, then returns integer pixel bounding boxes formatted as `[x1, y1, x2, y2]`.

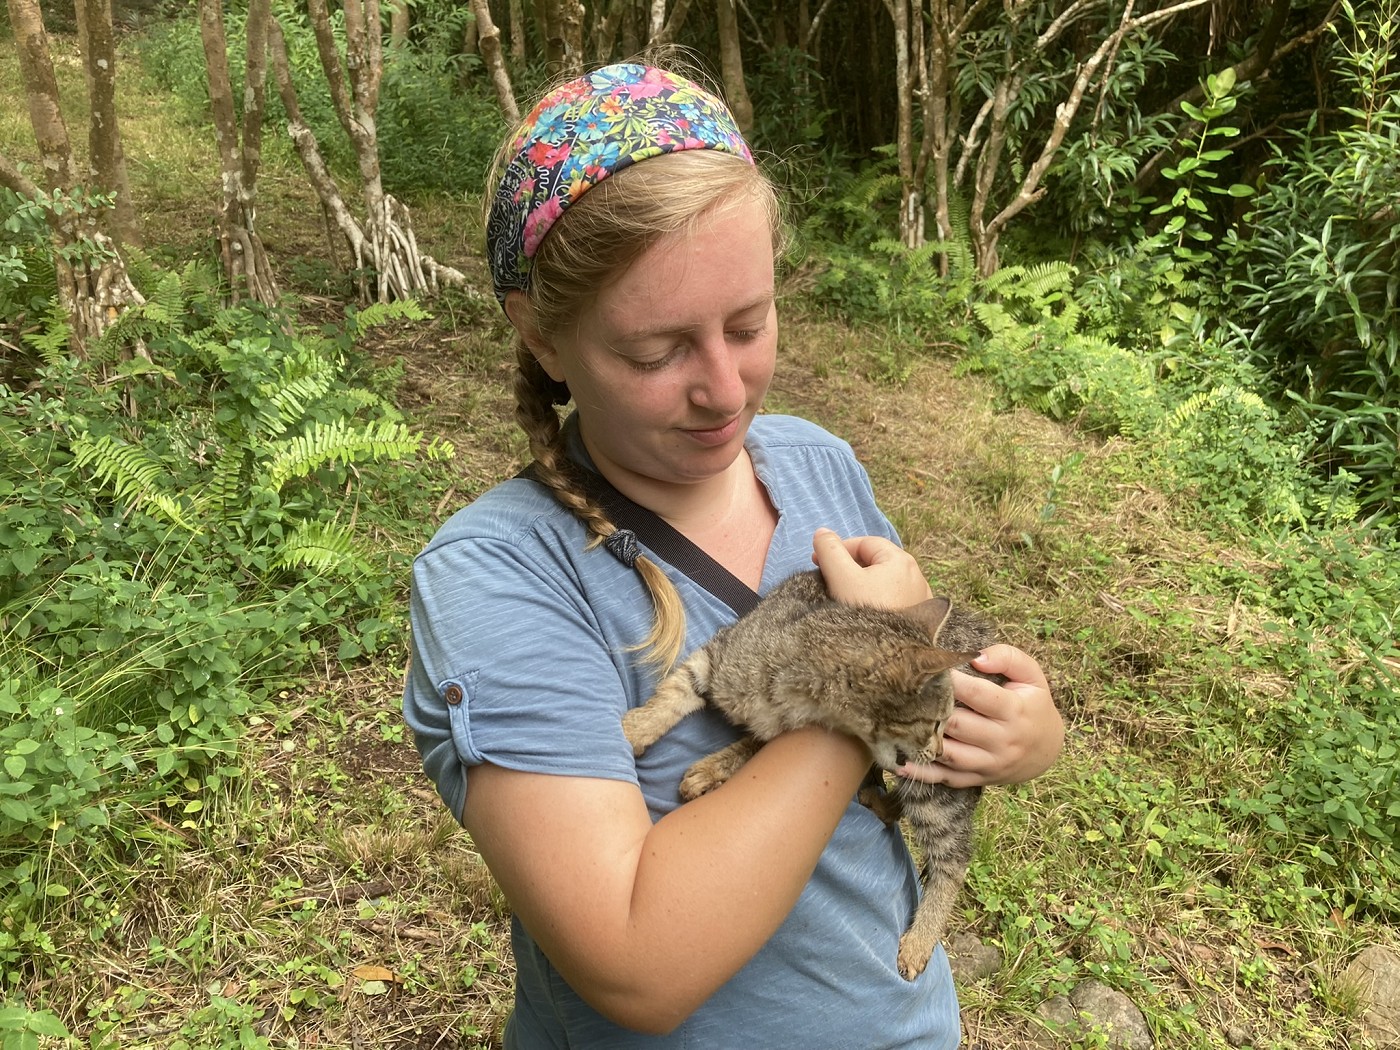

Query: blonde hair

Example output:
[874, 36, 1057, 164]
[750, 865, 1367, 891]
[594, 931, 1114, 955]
[505, 149, 784, 670]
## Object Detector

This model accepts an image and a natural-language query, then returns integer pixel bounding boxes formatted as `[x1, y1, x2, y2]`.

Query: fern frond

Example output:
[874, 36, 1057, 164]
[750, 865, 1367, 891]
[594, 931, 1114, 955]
[91, 292, 177, 362]
[273, 519, 375, 577]
[195, 445, 250, 522]
[264, 419, 430, 492]
[23, 302, 73, 366]
[71, 434, 199, 532]
[120, 245, 161, 298]
[253, 372, 336, 436]
[348, 299, 430, 333]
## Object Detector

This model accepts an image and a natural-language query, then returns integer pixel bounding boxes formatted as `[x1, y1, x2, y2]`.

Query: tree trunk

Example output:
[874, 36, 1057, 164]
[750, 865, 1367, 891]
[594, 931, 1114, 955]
[555, 0, 585, 75]
[882, 0, 917, 247]
[463, 7, 480, 55]
[472, 0, 520, 124]
[509, 0, 527, 59]
[592, 0, 628, 62]
[537, 0, 564, 70]
[715, 0, 754, 133]
[651, 0, 695, 45]
[199, 0, 279, 304]
[7, 0, 143, 355]
[268, 14, 469, 302]
[389, 0, 411, 46]
[74, 0, 138, 245]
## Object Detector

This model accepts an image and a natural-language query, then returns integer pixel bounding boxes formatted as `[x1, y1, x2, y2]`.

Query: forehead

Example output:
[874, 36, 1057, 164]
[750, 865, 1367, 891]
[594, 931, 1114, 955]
[587, 196, 776, 335]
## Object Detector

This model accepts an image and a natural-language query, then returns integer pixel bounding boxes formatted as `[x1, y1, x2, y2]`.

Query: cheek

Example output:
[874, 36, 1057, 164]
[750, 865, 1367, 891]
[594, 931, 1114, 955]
[744, 343, 778, 395]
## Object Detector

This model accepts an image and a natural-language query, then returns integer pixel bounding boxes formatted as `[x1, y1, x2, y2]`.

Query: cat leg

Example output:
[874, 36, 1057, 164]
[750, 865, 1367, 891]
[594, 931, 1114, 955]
[679, 736, 761, 800]
[897, 863, 968, 981]
[621, 651, 712, 757]
[857, 768, 903, 826]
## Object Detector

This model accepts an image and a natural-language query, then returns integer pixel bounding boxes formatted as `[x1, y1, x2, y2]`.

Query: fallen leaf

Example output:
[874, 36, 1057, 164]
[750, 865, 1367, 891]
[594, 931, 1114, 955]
[352, 964, 397, 982]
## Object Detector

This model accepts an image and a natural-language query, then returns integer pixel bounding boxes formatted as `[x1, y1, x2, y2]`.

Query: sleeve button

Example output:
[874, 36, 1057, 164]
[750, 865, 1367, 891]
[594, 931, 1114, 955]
[444, 683, 464, 705]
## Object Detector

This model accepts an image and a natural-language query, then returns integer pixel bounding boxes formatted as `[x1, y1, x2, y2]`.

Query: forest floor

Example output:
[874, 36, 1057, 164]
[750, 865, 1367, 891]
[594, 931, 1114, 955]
[4, 33, 1384, 1050]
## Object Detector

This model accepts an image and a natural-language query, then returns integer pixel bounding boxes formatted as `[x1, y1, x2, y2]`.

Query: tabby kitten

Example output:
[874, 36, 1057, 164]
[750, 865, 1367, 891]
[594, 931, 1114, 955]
[621, 569, 995, 981]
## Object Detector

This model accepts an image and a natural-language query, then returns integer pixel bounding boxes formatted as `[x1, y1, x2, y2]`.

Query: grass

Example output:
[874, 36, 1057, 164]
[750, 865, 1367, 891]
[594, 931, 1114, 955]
[3, 24, 1395, 1050]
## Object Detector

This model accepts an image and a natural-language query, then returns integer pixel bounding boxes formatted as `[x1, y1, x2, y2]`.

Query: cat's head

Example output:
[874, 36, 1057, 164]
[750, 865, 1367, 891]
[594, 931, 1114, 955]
[861, 596, 980, 771]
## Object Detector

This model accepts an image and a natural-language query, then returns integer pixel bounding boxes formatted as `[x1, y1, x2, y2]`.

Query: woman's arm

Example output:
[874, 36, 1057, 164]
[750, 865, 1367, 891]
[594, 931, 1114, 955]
[462, 725, 872, 1035]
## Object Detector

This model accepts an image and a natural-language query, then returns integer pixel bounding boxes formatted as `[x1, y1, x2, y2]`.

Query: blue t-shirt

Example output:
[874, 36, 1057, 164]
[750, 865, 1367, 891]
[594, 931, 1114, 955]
[403, 414, 960, 1049]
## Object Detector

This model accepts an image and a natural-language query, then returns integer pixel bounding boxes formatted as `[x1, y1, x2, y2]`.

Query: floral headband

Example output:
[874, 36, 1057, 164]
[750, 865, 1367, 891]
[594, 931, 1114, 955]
[486, 63, 754, 307]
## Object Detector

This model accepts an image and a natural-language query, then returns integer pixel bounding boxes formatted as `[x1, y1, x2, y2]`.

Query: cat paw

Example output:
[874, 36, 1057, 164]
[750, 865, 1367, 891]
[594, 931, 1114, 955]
[897, 933, 935, 981]
[858, 786, 902, 826]
[620, 709, 658, 756]
[678, 760, 730, 801]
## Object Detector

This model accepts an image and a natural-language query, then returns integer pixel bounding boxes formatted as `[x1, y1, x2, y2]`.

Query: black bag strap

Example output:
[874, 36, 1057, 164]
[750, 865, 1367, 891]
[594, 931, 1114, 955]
[518, 462, 760, 618]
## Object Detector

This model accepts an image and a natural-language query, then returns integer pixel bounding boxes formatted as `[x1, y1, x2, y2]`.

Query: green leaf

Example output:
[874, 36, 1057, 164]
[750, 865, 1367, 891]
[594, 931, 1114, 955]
[3, 756, 26, 779]
[10, 548, 41, 576]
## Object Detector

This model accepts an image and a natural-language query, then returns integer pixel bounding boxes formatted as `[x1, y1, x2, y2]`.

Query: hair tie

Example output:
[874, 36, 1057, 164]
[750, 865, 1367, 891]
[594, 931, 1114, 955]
[603, 528, 641, 569]
[486, 63, 753, 308]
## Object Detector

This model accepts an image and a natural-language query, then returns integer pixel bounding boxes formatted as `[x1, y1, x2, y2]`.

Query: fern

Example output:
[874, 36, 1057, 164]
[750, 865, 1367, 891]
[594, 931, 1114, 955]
[265, 419, 440, 492]
[71, 434, 199, 532]
[22, 302, 73, 367]
[199, 447, 249, 522]
[274, 518, 374, 576]
[253, 371, 337, 437]
[979, 261, 1076, 311]
[347, 298, 430, 332]
[91, 287, 177, 363]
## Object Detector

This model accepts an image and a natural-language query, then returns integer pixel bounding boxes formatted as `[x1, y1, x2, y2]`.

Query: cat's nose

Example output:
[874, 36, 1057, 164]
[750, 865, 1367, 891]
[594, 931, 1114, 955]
[895, 750, 909, 766]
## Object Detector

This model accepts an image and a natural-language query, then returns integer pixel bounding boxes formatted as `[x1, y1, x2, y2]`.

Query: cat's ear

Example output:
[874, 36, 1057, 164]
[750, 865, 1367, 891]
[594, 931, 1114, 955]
[907, 595, 953, 645]
[919, 648, 980, 677]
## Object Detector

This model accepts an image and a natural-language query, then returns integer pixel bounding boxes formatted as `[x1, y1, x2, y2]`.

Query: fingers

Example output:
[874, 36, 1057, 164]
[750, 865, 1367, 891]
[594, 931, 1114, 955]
[811, 529, 933, 610]
[969, 644, 1050, 691]
[895, 753, 983, 789]
[950, 667, 1014, 718]
[898, 645, 1063, 787]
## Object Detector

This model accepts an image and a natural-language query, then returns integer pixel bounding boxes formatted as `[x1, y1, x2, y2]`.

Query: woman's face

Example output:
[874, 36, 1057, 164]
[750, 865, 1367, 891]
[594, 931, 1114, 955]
[532, 194, 778, 497]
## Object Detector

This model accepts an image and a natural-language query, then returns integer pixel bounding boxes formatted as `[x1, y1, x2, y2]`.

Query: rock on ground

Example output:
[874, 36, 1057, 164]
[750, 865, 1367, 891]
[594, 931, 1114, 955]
[1030, 981, 1153, 1048]
[1342, 945, 1400, 1048]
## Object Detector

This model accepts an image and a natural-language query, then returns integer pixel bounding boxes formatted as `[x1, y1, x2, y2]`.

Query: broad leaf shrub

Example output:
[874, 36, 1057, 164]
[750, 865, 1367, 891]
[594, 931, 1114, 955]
[0, 285, 452, 981]
[1223, 0, 1400, 518]
[955, 263, 1400, 915]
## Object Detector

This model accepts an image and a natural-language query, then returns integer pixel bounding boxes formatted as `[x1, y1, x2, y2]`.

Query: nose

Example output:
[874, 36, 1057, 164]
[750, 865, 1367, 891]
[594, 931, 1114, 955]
[688, 335, 747, 417]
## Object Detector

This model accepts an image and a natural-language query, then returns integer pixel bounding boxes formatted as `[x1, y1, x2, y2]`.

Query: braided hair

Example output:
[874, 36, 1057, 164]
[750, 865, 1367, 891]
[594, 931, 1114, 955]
[501, 149, 783, 669]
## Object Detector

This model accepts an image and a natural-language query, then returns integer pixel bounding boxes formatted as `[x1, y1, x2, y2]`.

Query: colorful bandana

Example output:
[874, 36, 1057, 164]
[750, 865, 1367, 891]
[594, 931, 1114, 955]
[486, 63, 754, 307]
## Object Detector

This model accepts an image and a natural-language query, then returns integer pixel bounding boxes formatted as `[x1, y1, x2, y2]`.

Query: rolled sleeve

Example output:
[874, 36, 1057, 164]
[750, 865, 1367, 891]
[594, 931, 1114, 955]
[403, 533, 640, 823]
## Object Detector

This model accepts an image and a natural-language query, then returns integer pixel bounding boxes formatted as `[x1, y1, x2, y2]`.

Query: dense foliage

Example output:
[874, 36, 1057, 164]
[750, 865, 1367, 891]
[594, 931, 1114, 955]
[0, 242, 451, 1022]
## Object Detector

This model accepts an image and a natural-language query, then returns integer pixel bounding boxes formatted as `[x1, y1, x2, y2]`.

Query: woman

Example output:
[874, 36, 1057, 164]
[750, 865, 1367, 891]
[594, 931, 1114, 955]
[403, 61, 1062, 1048]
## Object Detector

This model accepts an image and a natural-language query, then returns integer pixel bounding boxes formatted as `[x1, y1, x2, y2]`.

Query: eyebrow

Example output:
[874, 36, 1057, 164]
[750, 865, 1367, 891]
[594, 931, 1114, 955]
[610, 292, 775, 344]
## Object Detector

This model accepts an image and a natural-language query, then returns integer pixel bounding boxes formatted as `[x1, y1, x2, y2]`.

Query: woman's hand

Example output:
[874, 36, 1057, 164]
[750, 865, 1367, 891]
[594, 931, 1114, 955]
[811, 528, 934, 609]
[897, 643, 1063, 787]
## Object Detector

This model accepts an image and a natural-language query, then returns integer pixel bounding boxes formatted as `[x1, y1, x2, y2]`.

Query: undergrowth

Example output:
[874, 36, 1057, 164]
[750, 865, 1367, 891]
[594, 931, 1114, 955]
[0, 263, 454, 1038]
